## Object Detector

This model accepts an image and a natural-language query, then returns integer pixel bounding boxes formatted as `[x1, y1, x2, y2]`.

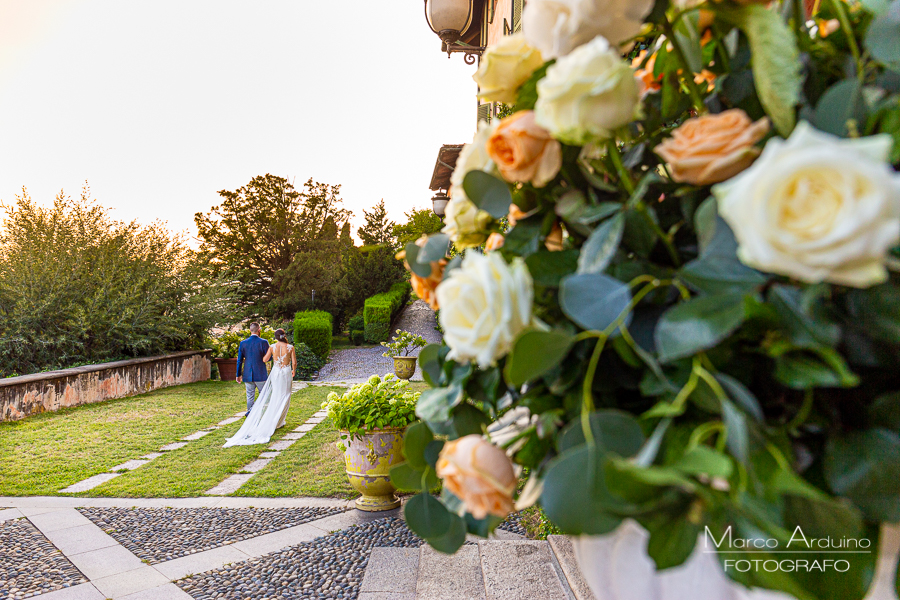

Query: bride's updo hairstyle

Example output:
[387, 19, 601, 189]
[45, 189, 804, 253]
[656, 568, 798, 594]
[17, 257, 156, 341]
[274, 329, 288, 343]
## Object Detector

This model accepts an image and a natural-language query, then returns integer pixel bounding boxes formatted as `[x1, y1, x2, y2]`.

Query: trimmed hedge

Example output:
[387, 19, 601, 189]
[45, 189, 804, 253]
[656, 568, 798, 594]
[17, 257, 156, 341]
[363, 281, 411, 343]
[293, 310, 333, 361]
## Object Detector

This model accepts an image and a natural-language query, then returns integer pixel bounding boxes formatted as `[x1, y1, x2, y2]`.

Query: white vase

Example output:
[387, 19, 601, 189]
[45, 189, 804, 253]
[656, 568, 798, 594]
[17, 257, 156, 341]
[572, 520, 900, 600]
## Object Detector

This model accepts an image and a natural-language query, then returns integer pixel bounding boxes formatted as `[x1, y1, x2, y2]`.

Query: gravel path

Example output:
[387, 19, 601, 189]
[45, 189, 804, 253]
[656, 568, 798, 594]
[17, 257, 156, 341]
[0, 517, 87, 598]
[317, 300, 443, 383]
[78, 506, 349, 564]
[176, 516, 422, 600]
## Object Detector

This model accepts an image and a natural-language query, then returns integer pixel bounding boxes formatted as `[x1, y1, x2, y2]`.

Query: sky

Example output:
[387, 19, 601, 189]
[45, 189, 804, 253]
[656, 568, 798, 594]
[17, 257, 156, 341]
[0, 1, 478, 241]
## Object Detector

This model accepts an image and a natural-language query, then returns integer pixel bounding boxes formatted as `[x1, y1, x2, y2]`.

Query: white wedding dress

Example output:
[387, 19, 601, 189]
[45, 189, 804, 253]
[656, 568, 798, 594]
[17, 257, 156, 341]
[223, 345, 293, 447]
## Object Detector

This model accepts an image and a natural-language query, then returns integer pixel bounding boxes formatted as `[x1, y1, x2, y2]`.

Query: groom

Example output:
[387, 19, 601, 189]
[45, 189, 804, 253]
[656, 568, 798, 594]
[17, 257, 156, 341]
[236, 323, 269, 416]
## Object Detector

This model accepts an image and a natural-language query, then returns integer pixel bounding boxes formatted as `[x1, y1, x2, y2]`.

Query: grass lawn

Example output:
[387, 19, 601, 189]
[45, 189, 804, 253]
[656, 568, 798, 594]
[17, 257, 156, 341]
[90, 385, 331, 497]
[0, 381, 246, 496]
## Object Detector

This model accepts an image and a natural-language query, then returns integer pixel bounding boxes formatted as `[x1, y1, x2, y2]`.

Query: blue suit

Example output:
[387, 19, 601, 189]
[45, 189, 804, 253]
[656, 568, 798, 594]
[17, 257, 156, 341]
[237, 335, 269, 412]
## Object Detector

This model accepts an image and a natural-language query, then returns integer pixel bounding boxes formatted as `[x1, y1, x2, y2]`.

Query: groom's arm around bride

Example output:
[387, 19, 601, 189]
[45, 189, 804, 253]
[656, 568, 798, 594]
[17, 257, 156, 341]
[235, 323, 270, 415]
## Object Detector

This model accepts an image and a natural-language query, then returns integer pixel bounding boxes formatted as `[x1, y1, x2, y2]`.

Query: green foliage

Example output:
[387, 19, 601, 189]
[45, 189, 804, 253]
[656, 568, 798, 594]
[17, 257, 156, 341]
[208, 326, 275, 359]
[0, 188, 237, 377]
[293, 310, 333, 361]
[321, 374, 420, 442]
[294, 342, 324, 381]
[363, 282, 411, 343]
[381, 329, 428, 358]
[194, 174, 350, 318]
[343, 245, 407, 318]
[357, 199, 396, 248]
[393, 207, 445, 249]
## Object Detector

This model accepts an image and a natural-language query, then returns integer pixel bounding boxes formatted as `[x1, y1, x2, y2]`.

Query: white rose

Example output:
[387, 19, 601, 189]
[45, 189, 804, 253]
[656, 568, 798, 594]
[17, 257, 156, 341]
[523, 0, 654, 59]
[436, 252, 534, 368]
[534, 36, 640, 145]
[713, 122, 900, 288]
[474, 34, 544, 104]
[442, 121, 499, 248]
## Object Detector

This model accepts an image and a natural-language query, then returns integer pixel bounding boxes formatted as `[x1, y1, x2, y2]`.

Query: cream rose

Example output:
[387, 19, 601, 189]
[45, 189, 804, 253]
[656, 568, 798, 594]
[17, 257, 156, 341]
[713, 122, 900, 288]
[487, 111, 562, 188]
[522, 0, 654, 58]
[535, 36, 640, 145]
[443, 121, 499, 248]
[436, 252, 533, 368]
[436, 435, 517, 520]
[655, 109, 770, 186]
[474, 34, 544, 104]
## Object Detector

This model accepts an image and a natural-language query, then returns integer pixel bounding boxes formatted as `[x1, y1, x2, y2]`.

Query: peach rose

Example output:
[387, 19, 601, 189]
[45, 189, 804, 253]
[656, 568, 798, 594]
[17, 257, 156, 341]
[545, 223, 564, 251]
[487, 111, 562, 188]
[399, 236, 446, 310]
[508, 205, 528, 227]
[632, 50, 661, 96]
[654, 109, 770, 186]
[485, 232, 505, 252]
[436, 435, 516, 519]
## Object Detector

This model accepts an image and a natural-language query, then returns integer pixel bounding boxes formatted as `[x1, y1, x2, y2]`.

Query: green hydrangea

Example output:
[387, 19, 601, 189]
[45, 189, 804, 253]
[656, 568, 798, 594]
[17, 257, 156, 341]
[321, 373, 420, 440]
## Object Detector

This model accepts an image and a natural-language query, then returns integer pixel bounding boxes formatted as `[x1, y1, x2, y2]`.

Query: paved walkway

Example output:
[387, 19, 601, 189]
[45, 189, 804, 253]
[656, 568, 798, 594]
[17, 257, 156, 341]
[0, 497, 534, 600]
[317, 300, 442, 383]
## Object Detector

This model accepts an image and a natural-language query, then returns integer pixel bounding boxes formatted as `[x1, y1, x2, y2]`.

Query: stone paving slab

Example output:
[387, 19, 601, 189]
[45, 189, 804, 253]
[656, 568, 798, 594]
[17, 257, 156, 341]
[229, 523, 323, 557]
[217, 416, 242, 426]
[120, 582, 194, 600]
[295, 423, 316, 432]
[28, 508, 94, 532]
[281, 431, 306, 440]
[181, 430, 211, 441]
[0, 507, 23, 521]
[479, 540, 569, 600]
[0, 496, 354, 509]
[306, 416, 326, 424]
[416, 545, 486, 600]
[59, 473, 122, 494]
[259, 451, 280, 458]
[548, 536, 597, 600]
[0, 516, 89, 597]
[110, 459, 150, 471]
[268, 439, 297, 451]
[160, 442, 188, 451]
[360, 546, 419, 594]
[233, 411, 247, 417]
[153, 544, 250, 580]
[203, 474, 255, 496]
[140, 453, 164, 460]
[238, 458, 272, 473]
[91, 565, 170, 598]
[66, 543, 146, 581]
[43, 523, 120, 555]
[31, 583, 105, 600]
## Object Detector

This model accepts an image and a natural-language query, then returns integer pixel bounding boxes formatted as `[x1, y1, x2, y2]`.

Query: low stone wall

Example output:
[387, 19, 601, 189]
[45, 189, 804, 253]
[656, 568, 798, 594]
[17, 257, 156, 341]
[0, 350, 212, 422]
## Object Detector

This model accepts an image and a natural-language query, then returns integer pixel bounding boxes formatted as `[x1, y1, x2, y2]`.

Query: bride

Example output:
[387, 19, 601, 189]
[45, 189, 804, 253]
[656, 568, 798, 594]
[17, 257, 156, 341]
[224, 328, 296, 447]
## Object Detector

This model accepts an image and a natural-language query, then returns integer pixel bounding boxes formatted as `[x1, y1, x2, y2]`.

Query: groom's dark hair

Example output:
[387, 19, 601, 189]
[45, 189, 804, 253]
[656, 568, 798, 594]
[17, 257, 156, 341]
[249, 323, 260, 334]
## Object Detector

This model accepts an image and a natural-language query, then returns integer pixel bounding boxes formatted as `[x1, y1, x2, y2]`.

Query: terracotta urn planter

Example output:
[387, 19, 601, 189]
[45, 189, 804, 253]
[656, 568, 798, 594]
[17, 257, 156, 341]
[393, 356, 417, 380]
[341, 427, 405, 511]
[213, 358, 237, 381]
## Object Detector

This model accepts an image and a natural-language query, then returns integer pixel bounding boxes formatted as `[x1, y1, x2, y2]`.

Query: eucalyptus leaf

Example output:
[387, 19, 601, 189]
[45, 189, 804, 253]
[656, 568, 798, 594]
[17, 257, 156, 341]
[769, 285, 841, 349]
[449, 403, 491, 438]
[715, 373, 764, 422]
[463, 170, 512, 219]
[655, 293, 748, 363]
[525, 249, 579, 287]
[825, 428, 900, 522]
[865, 0, 900, 70]
[560, 273, 633, 335]
[418, 344, 446, 387]
[720, 4, 801, 135]
[417, 233, 450, 263]
[814, 79, 868, 137]
[577, 212, 624, 275]
[404, 492, 452, 539]
[558, 410, 646, 456]
[427, 512, 467, 554]
[644, 512, 701, 570]
[674, 446, 734, 479]
[722, 399, 750, 464]
[416, 383, 464, 424]
[404, 242, 434, 278]
[679, 255, 767, 295]
[390, 462, 437, 491]
[404, 422, 434, 469]
[506, 329, 575, 387]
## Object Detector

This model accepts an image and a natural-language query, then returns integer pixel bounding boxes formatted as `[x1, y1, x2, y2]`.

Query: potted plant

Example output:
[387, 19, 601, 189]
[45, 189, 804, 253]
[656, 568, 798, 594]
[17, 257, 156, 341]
[209, 326, 275, 380]
[347, 315, 365, 346]
[396, 0, 900, 597]
[322, 374, 420, 511]
[381, 329, 427, 380]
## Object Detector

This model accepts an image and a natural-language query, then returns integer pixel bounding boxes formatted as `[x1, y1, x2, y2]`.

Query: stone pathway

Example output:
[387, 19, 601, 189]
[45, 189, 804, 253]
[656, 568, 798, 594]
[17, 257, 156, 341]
[58, 412, 250, 494]
[318, 300, 442, 383]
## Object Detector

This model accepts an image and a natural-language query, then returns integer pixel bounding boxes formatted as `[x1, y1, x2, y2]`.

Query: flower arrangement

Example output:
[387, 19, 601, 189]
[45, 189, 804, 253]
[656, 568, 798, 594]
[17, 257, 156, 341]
[398, 0, 900, 597]
[380, 330, 428, 358]
[322, 374, 420, 447]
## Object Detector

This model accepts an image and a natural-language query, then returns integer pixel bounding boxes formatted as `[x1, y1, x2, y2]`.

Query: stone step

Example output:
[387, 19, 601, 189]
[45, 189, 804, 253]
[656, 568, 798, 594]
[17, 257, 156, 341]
[547, 536, 598, 600]
[359, 539, 581, 600]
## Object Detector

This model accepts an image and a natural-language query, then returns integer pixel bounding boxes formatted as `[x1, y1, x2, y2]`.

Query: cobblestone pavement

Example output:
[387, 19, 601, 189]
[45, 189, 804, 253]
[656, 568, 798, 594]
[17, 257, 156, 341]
[78, 506, 349, 564]
[0, 517, 87, 598]
[317, 300, 442, 383]
[176, 516, 421, 600]
[498, 511, 529, 537]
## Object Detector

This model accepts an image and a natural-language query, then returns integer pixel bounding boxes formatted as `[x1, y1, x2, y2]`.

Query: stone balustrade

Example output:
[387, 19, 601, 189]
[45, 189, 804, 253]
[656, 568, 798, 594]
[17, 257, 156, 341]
[0, 350, 212, 421]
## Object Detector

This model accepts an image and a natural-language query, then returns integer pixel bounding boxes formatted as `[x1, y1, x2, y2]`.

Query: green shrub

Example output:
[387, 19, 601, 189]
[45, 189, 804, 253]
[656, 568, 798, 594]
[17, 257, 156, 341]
[347, 315, 364, 332]
[322, 374, 420, 444]
[293, 310, 333, 361]
[350, 331, 365, 346]
[362, 282, 411, 343]
[294, 342, 324, 381]
[208, 326, 276, 359]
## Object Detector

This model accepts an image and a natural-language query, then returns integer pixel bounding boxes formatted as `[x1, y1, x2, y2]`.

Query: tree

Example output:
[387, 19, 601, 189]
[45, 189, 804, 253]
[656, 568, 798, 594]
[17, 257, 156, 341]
[194, 174, 350, 313]
[357, 199, 396, 248]
[0, 187, 236, 376]
[393, 207, 445, 249]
